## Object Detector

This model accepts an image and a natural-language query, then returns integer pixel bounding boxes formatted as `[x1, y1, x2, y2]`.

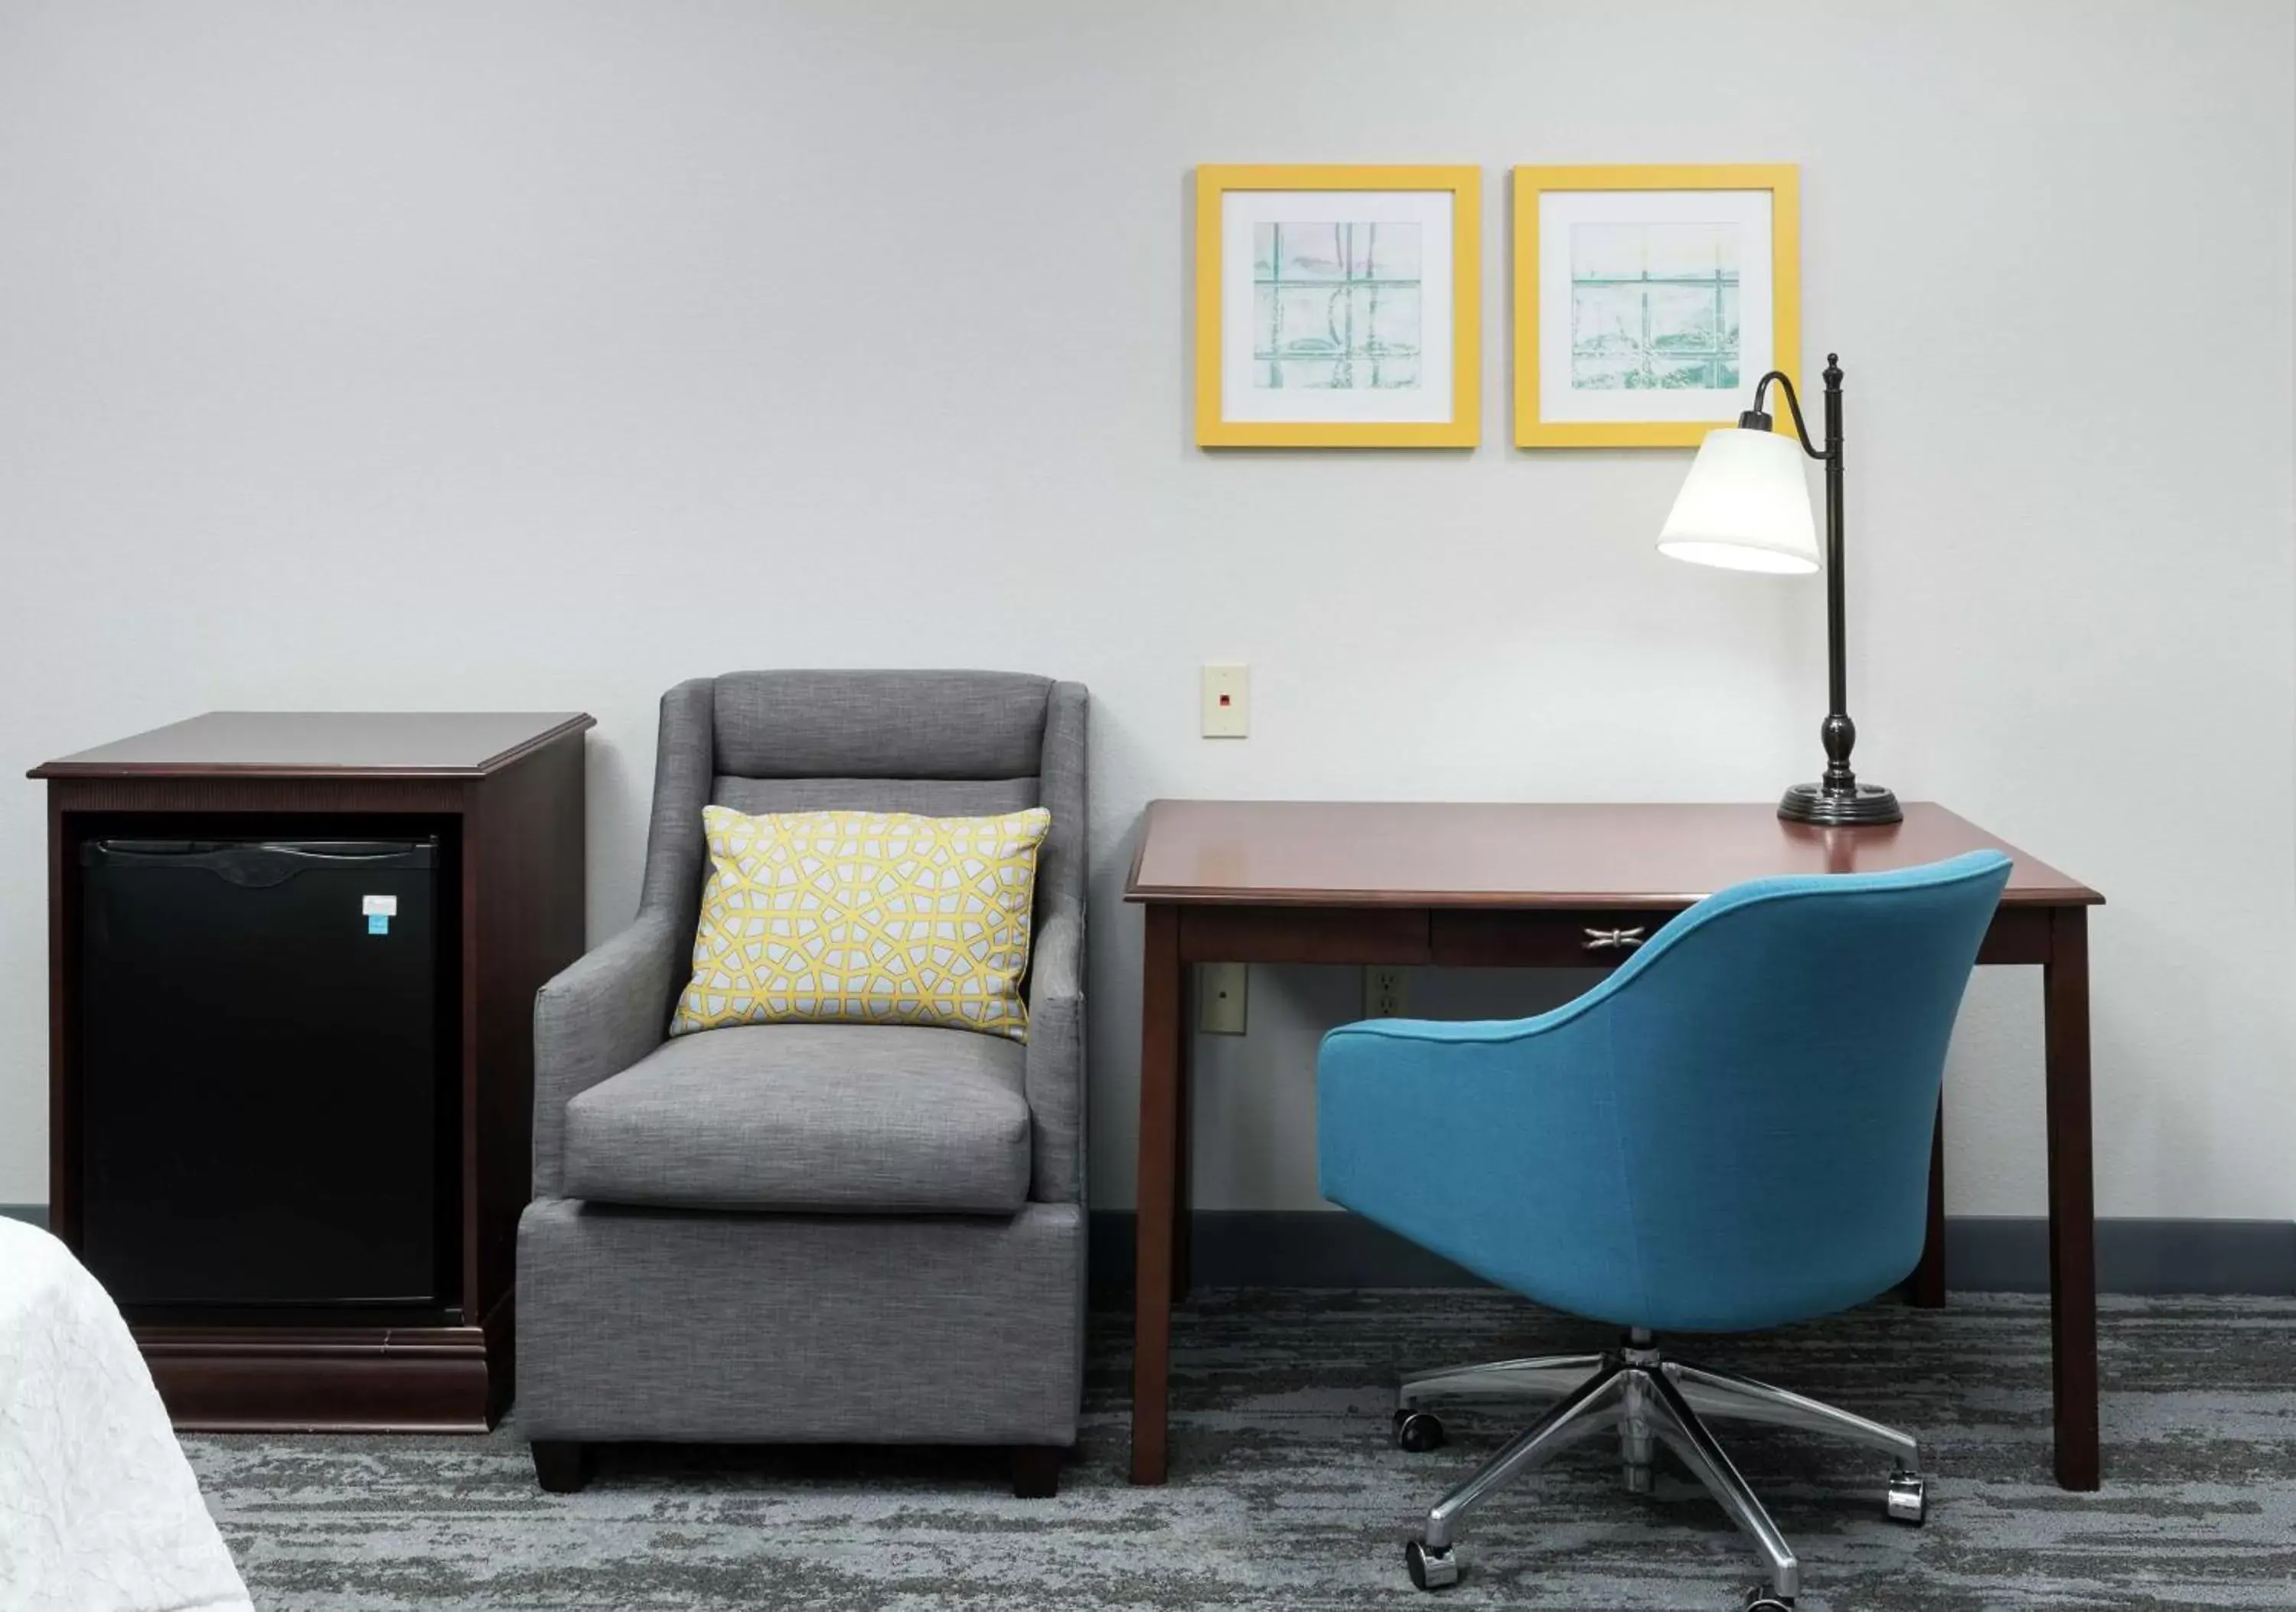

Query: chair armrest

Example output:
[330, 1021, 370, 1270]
[531, 911, 687, 1198]
[1024, 898, 1084, 1204]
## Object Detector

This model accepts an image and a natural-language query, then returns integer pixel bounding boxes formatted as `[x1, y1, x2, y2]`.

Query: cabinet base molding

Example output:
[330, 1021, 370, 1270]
[137, 1298, 512, 1433]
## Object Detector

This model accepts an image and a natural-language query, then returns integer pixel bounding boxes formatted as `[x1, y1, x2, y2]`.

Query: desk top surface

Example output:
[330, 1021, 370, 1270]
[30, 711, 595, 779]
[1126, 800, 2101, 909]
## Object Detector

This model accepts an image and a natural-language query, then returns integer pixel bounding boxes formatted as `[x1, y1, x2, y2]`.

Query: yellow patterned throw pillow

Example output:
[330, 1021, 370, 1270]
[672, 805, 1052, 1042]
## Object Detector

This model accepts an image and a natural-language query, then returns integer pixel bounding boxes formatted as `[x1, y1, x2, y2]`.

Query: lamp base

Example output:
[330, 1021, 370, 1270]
[1779, 781, 1903, 827]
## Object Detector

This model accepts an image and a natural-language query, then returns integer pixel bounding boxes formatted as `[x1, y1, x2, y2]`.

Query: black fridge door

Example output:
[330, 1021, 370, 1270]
[80, 837, 445, 1309]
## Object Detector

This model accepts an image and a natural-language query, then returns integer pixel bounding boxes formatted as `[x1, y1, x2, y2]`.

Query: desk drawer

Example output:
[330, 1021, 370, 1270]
[1430, 909, 1684, 968]
[1178, 906, 1430, 964]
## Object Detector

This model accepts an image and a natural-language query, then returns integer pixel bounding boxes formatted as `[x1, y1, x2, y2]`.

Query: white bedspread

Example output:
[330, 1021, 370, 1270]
[0, 1219, 253, 1612]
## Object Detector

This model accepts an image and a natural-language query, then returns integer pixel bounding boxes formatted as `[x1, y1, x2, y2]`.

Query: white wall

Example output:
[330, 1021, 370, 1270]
[2, 1, 2291, 1222]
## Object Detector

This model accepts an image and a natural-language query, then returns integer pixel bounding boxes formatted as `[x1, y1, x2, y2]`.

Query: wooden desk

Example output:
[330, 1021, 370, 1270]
[33, 710, 593, 1431]
[1123, 801, 2104, 1490]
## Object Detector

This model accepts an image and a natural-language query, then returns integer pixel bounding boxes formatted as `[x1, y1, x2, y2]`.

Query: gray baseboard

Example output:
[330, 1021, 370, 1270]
[1089, 1209, 1479, 1295]
[18, 1201, 2286, 1297]
[1088, 1210, 2296, 1300]
[1942, 1215, 2296, 1296]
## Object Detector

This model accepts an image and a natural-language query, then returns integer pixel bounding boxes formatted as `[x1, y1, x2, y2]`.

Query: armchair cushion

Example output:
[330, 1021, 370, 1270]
[561, 1023, 1031, 1213]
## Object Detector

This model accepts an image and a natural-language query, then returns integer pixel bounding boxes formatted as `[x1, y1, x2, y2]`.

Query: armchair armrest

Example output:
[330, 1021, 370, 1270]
[1024, 898, 1085, 1204]
[531, 910, 687, 1197]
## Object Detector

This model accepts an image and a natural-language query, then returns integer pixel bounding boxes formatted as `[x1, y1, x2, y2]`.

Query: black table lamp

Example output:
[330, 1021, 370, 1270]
[1657, 352, 1901, 826]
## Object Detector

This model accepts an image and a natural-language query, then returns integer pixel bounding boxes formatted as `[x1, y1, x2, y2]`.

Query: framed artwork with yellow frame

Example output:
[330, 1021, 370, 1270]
[1195, 165, 1481, 448]
[1513, 164, 1799, 448]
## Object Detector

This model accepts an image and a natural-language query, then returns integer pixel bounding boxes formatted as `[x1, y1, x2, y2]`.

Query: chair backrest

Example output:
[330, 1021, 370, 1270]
[631, 671, 1085, 968]
[709, 669, 1051, 818]
[1318, 851, 2013, 1332]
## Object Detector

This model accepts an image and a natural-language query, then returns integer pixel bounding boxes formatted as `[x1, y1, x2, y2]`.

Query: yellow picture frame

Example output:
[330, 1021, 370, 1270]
[1512, 164, 1799, 449]
[1195, 165, 1481, 448]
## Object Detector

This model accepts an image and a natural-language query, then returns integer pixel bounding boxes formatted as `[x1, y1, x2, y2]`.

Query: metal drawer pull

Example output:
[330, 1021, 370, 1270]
[1582, 926, 1647, 951]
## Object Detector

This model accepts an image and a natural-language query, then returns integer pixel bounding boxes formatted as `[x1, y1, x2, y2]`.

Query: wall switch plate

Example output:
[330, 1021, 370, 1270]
[1199, 961, 1247, 1034]
[1202, 664, 1249, 738]
[1364, 965, 1409, 1019]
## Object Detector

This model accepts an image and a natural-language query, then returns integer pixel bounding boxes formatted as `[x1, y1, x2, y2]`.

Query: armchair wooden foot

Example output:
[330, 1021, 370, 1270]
[531, 1440, 592, 1493]
[1009, 1444, 1064, 1498]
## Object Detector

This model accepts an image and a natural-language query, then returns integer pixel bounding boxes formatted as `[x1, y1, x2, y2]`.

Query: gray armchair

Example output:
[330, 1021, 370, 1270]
[517, 671, 1087, 1496]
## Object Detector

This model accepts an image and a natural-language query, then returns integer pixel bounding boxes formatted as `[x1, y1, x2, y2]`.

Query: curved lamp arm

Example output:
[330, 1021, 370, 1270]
[1740, 368, 1828, 462]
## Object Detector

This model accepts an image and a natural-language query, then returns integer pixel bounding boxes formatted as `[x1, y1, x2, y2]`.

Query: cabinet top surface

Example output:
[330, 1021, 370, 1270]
[1125, 799, 2101, 908]
[31, 711, 595, 779]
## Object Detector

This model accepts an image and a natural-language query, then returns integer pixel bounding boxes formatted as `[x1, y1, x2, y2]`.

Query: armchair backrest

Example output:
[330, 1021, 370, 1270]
[711, 668, 1051, 808]
[638, 670, 1088, 946]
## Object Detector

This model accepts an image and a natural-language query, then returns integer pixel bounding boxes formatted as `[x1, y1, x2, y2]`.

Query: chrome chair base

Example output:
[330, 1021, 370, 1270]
[1394, 1333, 1925, 1604]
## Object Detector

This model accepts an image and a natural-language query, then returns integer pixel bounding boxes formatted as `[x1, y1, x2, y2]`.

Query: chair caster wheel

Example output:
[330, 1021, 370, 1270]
[1887, 1470, 1927, 1526]
[1404, 1537, 1460, 1591]
[1743, 1588, 1795, 1611]
[1394, 1409, 1446, 1452]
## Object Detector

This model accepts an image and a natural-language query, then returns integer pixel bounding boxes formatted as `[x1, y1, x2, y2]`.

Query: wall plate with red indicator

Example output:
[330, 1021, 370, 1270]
[1201, 664, 1249, 738]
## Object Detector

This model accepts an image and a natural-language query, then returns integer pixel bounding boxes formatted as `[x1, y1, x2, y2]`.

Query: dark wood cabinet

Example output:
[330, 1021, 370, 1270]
[31, 711, 593, 1431]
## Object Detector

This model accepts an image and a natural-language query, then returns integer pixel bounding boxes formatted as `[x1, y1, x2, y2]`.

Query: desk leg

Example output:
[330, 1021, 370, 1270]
[2044, 907, 2100, 1490]
[1130, 903, 1181, 1485]
[1172, 968, 1193, 1302]
[1912, 1096, 1947, 1307]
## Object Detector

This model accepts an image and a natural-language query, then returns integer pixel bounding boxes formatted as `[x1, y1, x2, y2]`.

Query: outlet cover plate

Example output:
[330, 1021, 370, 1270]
[1199, 961, 1247, 1034]
[1364, 965, 1409, 1018]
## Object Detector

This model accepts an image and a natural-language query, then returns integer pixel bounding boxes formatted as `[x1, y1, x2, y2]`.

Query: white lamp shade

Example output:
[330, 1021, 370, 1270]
[1657, 427, 1821, 574]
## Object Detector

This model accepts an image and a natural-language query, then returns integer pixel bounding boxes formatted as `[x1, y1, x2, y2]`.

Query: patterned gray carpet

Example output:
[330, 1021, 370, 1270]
[184, 1291, 2296, 1610]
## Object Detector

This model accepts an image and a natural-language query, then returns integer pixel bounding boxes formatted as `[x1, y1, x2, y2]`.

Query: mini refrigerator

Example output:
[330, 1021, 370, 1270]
[79, 837, 447, 1309]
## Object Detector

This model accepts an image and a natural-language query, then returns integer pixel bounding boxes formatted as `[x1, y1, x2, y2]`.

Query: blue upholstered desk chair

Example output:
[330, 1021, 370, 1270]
[1319, 850, 2013, 1609]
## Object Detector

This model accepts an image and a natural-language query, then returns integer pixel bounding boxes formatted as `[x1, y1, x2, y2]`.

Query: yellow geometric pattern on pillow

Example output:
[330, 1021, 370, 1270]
[671, 805, 1051, 1043]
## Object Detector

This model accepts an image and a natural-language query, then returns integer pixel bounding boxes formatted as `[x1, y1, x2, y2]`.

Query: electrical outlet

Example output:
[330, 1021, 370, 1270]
[1365, 965, 1409, 1019]
[1199, 961, 1247, 1034]
[1202, 664, 1249, 738]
